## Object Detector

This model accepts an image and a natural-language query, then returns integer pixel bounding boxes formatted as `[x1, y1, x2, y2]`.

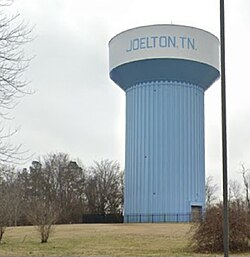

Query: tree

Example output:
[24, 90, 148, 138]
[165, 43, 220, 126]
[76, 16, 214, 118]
[23, 153, 87, 242]
[0, 174, 10, 242]
[43, 153, 86, 223]
[24, 161, 60, 243]
[240, 164, 250, 210]
[0, 165, 18, 242]
[0, 1, 33, 232]
[0, 0, 32, 164]
[191, 168, 250, 253]
[205, 176, 218, 207]
[27, 200, 59, 243]
[229, 179, 242, 203]
[0, 184, 9, 242]
[85, 160, 124, 215]
[190, 202, 250, 253]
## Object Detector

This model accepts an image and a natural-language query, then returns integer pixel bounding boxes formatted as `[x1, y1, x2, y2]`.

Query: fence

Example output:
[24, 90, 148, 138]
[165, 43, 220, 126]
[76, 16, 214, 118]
[82, 214, 123, 223]
[124, 213, 195, 223]
[81, 212, 202, 223]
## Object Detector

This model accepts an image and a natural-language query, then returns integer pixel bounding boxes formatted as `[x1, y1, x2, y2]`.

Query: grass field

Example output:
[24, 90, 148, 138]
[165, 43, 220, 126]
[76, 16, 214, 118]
[0, 223, 249, 256]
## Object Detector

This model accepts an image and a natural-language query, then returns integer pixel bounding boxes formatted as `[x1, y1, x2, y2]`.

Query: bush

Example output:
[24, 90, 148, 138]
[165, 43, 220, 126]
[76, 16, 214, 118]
[190, 202, 250, 253]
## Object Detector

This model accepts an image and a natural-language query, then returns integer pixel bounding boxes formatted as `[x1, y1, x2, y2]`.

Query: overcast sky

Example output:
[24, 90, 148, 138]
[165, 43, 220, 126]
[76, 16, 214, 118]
[6, 0, 250, 191]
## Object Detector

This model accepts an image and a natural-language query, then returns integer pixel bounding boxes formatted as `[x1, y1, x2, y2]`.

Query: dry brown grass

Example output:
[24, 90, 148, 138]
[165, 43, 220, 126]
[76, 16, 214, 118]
[0, 223, 191, 256]
[0, 223, 249, 256]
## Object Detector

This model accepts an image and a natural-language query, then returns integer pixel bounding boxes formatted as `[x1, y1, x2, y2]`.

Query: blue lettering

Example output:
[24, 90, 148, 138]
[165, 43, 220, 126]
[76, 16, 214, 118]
[159, 36, 167, 47]
[126, 39, 132, 52]
[133, 38, 139, 50]
[146, 37, 152, 48]
[187, 37, 195, 50]
[179, 36, 186, 48]
[168, 36, 176, 48]
[140, 37, 146, 49]
[151, 36, 158, 48]
[126, 35, 195, 52]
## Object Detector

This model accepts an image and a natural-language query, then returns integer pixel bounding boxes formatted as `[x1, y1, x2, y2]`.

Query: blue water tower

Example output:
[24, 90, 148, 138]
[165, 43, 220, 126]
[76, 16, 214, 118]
[109, 25, 220, 222]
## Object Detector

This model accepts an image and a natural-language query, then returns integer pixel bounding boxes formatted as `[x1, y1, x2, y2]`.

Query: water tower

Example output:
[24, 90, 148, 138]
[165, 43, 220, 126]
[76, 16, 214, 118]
[109, 25, 220, 222]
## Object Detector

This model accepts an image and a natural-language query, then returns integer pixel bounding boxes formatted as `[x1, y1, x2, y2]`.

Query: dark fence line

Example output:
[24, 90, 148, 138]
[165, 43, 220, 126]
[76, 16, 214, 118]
[125, 213, 195, 223]
[82, 214, 123, 223]
[82, 212, 202, 223]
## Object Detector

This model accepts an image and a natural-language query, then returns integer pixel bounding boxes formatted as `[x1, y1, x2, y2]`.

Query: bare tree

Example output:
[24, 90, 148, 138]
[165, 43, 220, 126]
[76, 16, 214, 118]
[0, 181, 10, 242]
[205, 176, 219, 208]
[43, 153, 86, 223]
[0, 0, 33, 164]
[25, 161, 60, 243]
[85, 160, 124, 215]
[0, 165, 16, 242]
[240, 164, 250, 210]
[229, 179, 242, 203]
[9, 174, 23, 226]
[191, 202, 250, 253]
[23, 154, 86, 241]
[27, 200, 59, 243]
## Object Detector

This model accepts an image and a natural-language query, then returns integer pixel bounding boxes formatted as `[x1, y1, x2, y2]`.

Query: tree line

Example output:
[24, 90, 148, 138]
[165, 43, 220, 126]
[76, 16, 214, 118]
[0, 153, 124, 242]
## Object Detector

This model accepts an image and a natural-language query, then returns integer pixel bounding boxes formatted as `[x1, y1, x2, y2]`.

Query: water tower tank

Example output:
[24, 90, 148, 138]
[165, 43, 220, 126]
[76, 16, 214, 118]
[109, 25, 220, 222]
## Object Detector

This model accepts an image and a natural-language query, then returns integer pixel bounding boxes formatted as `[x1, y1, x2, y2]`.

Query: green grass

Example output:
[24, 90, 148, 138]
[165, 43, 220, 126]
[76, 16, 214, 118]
[0, 223, 249, 256]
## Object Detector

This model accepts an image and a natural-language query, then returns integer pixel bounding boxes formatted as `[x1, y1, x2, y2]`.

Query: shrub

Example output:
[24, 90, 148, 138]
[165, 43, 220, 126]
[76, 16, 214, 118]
[190, 202, 250, 253]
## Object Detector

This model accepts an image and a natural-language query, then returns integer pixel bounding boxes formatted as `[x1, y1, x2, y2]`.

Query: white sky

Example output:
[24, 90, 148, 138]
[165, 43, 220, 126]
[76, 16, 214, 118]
[6, 0, 250, 193]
